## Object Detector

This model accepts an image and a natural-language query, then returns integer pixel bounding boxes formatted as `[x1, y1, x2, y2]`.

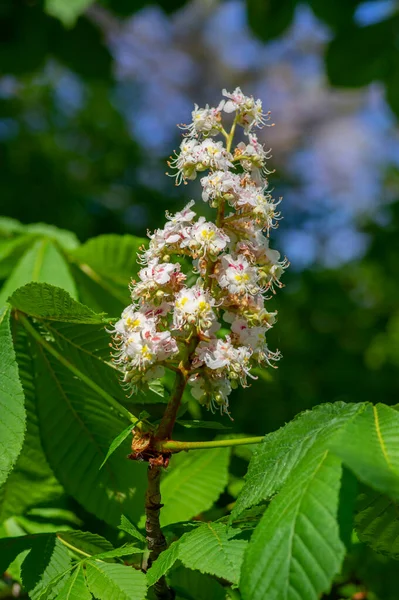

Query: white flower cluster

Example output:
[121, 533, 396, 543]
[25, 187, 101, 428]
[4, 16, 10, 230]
[112, 88, 287, 414]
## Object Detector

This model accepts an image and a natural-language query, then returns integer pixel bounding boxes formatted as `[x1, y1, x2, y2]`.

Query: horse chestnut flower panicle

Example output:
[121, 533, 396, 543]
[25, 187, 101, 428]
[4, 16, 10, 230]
[111, 88, 288, 414]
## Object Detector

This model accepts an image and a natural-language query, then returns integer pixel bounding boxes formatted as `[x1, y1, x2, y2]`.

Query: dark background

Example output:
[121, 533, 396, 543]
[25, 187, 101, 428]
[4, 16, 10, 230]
[1, 0, 399, 433]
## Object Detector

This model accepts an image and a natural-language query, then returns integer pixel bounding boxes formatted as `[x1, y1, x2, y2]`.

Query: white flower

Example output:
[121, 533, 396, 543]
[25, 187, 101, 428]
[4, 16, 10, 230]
[140, 201, 196, 263]
[236, 187, 281, 232]
[195, 337, 253, 385]
[123, 327, 178, 371]
[200, 170, 242, 206]
[173, 285, 216, 332]
[182, 102, 224, 137]
[188, 373, 232, 412]
[216, 254, 260, 295]
[132, 259, 185, 302]
[169, 139, 233, 184]
[222, 87, 270, 133]
[182, 217, 229, 257]
[113, 306, 156, 337]
[235, 134, 272, 182]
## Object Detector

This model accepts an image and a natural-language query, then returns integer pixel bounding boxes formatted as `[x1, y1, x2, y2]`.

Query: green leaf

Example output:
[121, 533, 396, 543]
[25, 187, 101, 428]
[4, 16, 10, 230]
[0, 307, 26, 488]
[23, 223, 79, 251]
[31, 335, 147, 527]
[9, 282, 104, 323]
[232, 402, 363, 521]
[45, 0, 95, 27]
[326, 20, 396, 88]
[57, 531, 114, 557]
[55, 565, 92, 600]
[85, 561, 147, 600]
[91, 544, 143, 559]
[240, 452, 345, 600]
[118, 515, 146, 544]
[0, 235, 33, 280]
[178, 523, 247, 585]
[70, 234, 146, 311]
[0, 325, 63, 522]
[0, 534, 71, 599]
[355, 487, 399, 559]
[168, 565, 226, 600]
[71, 234, 147, 289]
[100, 424, 133, 469]
[147, 523, 246, 587]
[22, 536, 71, 600]
[175, 420, 231, 430]
[246, 0, 297, 42]
[331, 403, 399, 500]
[0, 239, 77, 305]
[159, 447, 230, 527]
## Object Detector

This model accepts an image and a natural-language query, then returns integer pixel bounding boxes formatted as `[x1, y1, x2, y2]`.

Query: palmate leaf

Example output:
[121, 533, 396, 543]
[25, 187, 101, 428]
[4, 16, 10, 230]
[0, 238, 77, 305]
[55, 564, 92, 600]
[355, 486, 399, 559]
[0, 326, 63, 522]
[331, 403, 399, 500]
[147, 522, 247, 587]
[240, 451, 345, 600]
[31, 339, 147, 527]
[0, 534, 71, 599]
[232, 402, 364, 521]
[0, 306, 26, 488]
[159, 447, 231, 527]
[85, 561, 147, 600]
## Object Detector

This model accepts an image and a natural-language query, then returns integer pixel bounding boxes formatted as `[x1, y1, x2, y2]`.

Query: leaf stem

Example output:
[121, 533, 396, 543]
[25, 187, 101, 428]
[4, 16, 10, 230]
[17, 312, 137, 425]
[155, 436, 263, 453]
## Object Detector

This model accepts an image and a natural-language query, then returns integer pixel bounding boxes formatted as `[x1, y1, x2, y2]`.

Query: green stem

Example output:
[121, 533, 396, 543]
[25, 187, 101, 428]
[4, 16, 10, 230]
[18, 312, 137, 425]
[155, 436, 264, 453]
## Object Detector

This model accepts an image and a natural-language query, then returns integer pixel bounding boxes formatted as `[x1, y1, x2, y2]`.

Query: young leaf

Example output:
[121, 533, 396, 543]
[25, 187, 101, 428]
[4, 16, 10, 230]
[355, 487, 399, 558]
[85, 561, 147, 600]
[160, 447, 230, 527]
[100, 424, 133, 469]
[240, 451, 345, 600]
[331, 403, 399, 500]
[55, 564, 92, 600]
[232, 401, 364, 521]
[118, 515, 146, 544]
[0, 307, 26, 488]
[0, 239, 77, 305]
